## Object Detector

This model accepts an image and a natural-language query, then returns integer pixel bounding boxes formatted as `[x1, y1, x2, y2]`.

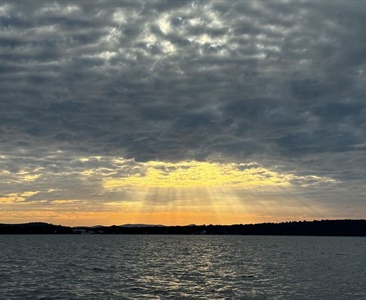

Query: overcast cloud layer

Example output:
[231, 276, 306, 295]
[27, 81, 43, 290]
[1, 1, 366, 222]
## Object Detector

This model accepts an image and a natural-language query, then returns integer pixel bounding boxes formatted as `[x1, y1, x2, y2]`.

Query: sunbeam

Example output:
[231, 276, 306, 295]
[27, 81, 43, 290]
[99, 160, 333, 225]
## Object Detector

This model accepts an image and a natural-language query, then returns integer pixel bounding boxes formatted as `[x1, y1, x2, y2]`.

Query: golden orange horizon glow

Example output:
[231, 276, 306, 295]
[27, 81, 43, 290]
[0, 159, 337, 226]
[0, 210, 329, 227]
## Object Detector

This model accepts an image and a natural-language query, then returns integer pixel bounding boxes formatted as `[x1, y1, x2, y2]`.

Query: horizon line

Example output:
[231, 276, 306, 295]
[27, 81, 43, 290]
[1, 218, 365, 228]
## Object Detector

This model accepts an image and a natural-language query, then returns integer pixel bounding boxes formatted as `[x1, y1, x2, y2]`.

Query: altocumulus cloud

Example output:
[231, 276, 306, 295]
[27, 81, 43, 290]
[0, 0, 366, 221]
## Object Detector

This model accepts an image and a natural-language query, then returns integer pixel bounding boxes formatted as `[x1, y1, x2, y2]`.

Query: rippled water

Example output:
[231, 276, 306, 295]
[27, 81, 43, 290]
[1, 235, 365, 299]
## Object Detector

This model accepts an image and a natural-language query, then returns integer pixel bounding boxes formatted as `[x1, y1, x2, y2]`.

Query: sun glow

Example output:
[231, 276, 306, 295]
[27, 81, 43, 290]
[98, 160, 302, 225]
[0, 157, 335, 226]
[104, 161, 291, 189]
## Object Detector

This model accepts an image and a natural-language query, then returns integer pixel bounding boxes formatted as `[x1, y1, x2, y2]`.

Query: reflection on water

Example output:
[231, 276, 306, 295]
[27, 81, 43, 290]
[0, 235, 365, 299]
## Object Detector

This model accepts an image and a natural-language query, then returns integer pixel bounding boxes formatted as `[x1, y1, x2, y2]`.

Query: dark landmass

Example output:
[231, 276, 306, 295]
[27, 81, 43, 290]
[0, 222, 73, 234]
[119, 224, 166, 228]
[1, 220, 366, 236]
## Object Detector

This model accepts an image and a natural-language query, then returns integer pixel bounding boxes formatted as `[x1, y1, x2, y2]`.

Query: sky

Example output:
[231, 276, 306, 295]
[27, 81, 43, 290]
[1, 0, 366, 226]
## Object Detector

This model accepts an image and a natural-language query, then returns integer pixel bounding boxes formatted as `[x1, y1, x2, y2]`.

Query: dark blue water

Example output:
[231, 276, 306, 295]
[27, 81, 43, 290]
[0, 235, 365, 299]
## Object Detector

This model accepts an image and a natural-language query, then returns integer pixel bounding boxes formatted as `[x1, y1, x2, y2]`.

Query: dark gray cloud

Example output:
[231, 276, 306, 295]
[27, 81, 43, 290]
[0, 0, 366, 217]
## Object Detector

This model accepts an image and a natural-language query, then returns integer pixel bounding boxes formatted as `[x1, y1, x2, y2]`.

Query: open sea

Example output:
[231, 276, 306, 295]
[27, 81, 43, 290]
[0, 235, 365, 299]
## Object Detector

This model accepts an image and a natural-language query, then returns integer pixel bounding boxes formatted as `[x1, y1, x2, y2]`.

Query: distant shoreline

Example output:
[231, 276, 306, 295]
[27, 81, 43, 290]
[1, 219, 366, 236]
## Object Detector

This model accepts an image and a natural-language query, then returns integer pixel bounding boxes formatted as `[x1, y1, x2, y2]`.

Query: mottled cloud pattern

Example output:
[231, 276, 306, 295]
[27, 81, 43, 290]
[0, 1, 365, 223]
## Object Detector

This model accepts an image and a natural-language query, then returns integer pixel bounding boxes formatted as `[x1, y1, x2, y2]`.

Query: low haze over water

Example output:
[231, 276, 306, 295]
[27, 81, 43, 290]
[1, 235, 365, 299]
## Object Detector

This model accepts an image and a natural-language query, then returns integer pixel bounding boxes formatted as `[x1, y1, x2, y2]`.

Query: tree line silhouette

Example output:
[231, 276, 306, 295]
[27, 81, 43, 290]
[1, 219, 366, 236]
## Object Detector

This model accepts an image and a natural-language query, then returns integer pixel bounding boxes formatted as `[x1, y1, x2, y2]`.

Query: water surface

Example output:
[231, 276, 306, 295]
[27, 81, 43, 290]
[1, 235, 365, 299]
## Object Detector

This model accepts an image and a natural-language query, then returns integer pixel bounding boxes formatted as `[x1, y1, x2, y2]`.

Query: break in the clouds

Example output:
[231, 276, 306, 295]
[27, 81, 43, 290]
[0, 1, 366, 224]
